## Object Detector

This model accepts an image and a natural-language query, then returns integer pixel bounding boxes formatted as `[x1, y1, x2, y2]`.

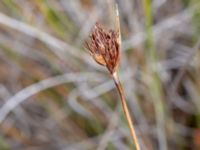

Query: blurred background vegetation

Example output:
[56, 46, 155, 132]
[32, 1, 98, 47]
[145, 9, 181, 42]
[0, 0, 200, 150]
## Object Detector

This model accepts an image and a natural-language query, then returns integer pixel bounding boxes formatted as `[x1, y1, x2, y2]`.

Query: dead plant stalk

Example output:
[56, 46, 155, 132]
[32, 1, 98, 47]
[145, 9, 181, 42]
[86, 5, 140, 150]
[112, 72, 140, 150]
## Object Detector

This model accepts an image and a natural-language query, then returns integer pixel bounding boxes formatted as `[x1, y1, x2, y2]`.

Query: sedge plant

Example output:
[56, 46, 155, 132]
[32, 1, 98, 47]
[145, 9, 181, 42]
[85, 5, 140, 150]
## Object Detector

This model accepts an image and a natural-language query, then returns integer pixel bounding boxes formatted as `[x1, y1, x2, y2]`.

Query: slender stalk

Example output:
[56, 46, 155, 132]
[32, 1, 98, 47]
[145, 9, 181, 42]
[112, 72, 140, 150]
[86, 3, 140, 149]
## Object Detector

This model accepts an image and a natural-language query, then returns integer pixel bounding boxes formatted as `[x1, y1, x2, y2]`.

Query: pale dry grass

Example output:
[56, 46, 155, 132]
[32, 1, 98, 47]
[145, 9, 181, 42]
[0, 0, 199, 150]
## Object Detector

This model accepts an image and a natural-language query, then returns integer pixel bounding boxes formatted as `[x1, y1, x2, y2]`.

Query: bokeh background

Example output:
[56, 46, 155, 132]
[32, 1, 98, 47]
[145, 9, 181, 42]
[0, 0, 200, 150]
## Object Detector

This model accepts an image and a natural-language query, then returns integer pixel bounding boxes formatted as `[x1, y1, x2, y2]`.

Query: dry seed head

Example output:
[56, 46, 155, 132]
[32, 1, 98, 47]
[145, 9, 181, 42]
[86, 22, 120, 74]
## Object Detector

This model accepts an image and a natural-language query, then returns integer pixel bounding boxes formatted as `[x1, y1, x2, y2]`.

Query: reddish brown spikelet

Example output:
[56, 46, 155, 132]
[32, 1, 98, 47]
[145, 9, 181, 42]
[86, 22, 120, 74]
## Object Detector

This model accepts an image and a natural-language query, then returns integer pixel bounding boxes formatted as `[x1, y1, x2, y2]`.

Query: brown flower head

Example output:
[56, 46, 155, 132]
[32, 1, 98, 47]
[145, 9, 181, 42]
[86, 22, 120, 74]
